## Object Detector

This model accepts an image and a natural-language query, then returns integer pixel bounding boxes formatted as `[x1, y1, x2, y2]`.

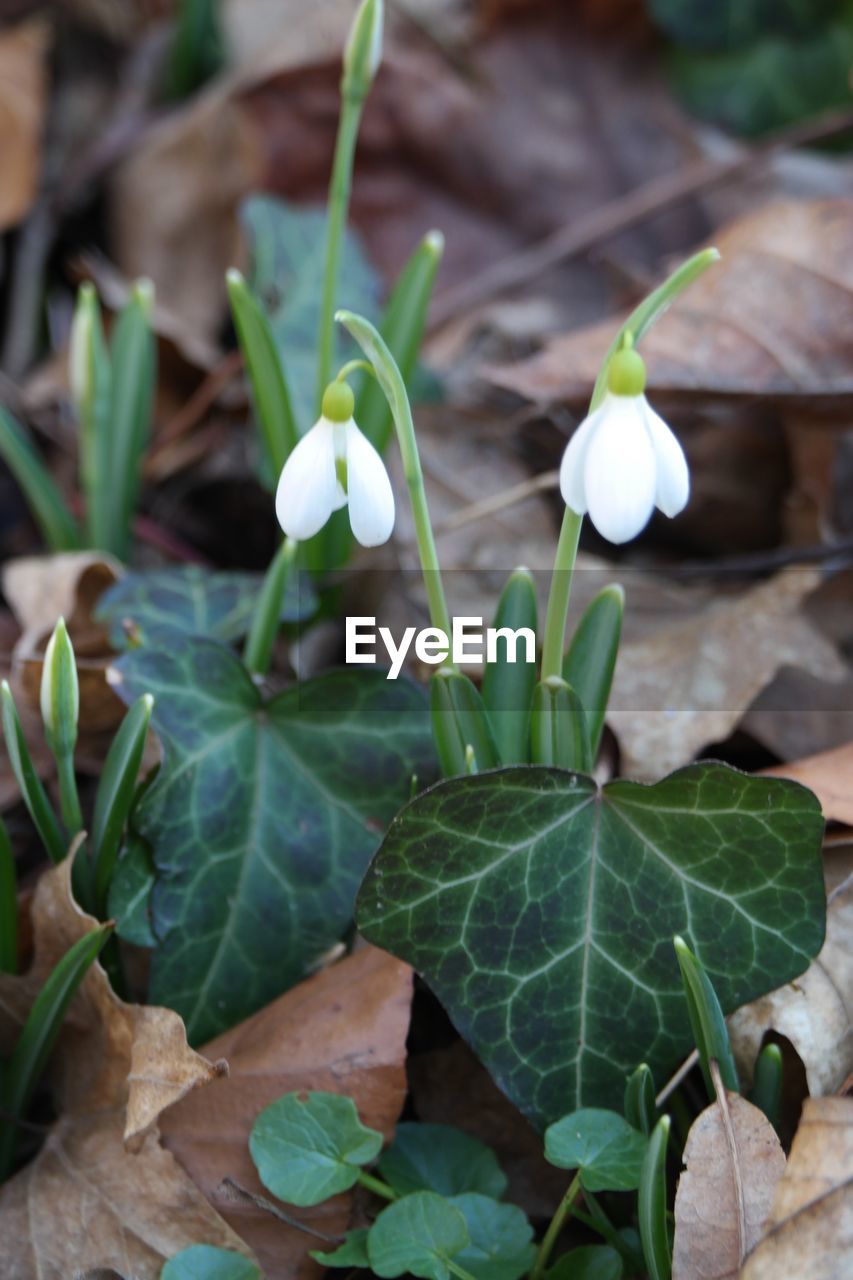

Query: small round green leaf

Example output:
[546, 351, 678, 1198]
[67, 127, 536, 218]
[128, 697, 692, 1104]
[367, 1191, 470, 1280]
[449, 1193, 535, 1280]
[546, 1244, 623, 1280]
[545, 1109, 647, 1191]
[161, 1244, 259, 1279]
[379, 1123, 507, 1199]
[249, 1090, 383, 1206]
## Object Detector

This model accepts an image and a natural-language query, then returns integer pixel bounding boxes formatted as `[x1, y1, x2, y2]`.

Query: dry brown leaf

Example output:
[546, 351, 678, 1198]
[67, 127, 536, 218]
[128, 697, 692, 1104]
[0, 859, 252, 1278]
[488, 200, 853, 406]
[608, 568, 845, 779]
[160, 945, 413, 1280]
[740, 1096, 853, 1280]
[2, 552, 125, 733]
[728, 855, 853, 1100]
[0, 21, 49, 233]
[764, 743, 853, 828]
[673, 1090, 786, 1280]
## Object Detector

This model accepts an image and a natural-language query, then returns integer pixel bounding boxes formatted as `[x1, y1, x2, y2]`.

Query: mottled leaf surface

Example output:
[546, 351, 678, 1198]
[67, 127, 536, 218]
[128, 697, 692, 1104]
[97, 565, 315, 650]
[116, 637, 432, 1041]
[358, 764, 825, 1127]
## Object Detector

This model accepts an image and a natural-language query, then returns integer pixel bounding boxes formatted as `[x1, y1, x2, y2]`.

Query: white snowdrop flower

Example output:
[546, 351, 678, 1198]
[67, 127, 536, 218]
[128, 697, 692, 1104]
[559, 346, 689, 544]
[275, 380, 395, 547]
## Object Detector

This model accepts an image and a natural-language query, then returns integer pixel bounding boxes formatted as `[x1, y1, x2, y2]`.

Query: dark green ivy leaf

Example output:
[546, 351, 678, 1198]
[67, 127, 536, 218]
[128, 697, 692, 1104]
[96, 564, 315, 650]
[115, 637, 433, 1041]
[357, 763, 825, 1126]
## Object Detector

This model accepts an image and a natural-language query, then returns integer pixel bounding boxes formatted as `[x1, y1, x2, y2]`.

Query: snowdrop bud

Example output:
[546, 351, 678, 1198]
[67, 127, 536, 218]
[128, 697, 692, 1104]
[559, 347, 689, 545]
[69, 284, 97, 417]
[344, 0, 384, 95]
[40, 617, 79, 760]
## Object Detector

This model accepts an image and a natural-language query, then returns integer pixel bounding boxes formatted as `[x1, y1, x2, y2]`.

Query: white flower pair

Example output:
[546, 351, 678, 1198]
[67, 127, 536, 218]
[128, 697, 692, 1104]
[275, 347, 688, 548]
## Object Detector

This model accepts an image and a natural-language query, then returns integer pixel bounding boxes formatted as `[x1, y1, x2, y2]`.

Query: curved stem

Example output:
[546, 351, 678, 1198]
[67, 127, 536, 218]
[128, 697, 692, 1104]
[336, 358, 376, 383]
[355, 1168, 397, 1201]
[530, 1172, 582, 1280]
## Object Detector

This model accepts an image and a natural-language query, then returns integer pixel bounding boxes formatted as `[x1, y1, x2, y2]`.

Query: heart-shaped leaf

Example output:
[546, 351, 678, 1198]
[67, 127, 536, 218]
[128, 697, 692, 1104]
[379, 1123, 507, 1199]
[546, 1244, 623, 1280]
[115, 636, 433, 1041]
[97, 564, 316, 650]
[367, 1191, 470, 1280]
[249, 1091, 383, 1206]
[357, 764, 825, 1126]
[545, 1109, 647, 1191]
[448, 1193, 536, 1280]
[161, 1245, 260, 1279]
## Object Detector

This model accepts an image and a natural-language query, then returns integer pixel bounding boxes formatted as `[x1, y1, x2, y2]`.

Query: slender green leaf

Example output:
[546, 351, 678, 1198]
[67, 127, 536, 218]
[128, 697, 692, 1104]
[249, 1091, 383, 1206]
[161, 1244, 259, 1280]
[624, 1064, 656, 1137]
[482, 568, 538, 765]
[227, 268, 298, 482]
[115, 637, 433, 1040]
[431, 669, 501, 777]
[357, 764, 825, 1125]
[0, 407, 80, 551]
[0, 922, 112, 1178]
[106, 281, 156, 560]
[0, 816, 16, 974]
[165, 0, 225, 101]
[563, 585, 623, 760]
[71, 283, 113, 549]
[674, 934, 740, 1099]
[92, 694, 154, 913]
[367, 1192, 470, 1280]
[638, 1116, 671, 1280]
[1, 681, 67, 865]
[545, 1109, 647, 1191]
[379, 1124, 507, 1200]
[449, 1194, 535, 1280]
[529, 677, 591, 771]
[750, 1042, 783, 1131]
[243, 537, 298, 676]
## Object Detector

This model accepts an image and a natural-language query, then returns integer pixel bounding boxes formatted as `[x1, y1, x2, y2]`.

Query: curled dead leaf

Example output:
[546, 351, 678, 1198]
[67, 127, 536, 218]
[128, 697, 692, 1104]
[673, 1088, 786, 1280]
[160, 945, 413, 1280]
[0, 20, 50, 233]
[740, 1096, 853, 1280]
[608, 568, 845, 780]
[3, 552, 125, 733]
[0, 859, 250, 1278]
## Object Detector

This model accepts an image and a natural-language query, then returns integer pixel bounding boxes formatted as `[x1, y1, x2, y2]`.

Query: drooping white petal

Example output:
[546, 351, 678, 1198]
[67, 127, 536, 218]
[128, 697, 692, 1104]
[275, 418, 338, 540]
[583, 396, 657, 544]
[344, 420, 395, 547]
[558, 405, 605, 514]
[642, 401, 690, 518]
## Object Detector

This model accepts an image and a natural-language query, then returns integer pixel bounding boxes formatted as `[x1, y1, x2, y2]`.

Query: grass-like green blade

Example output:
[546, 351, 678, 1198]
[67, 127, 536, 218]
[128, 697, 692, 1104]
[638, 1115, 671, 1280]
[0, 816, 16, 974]
[563, 585, 624, 761]
[750, 1042, 783, 1131]
[0, 922, 112, 1179]
[674, 934, 740, 1099]
[529, 677, 591, 771]
[91, 693, 154, 914]
[624, 1063, 656, 1136]
[106, 282, 156, 560]
[228, 268, 299, 484]
[73, 283, 114, 549]
[1, 681, 67, 865]
[431, 669, 501, 777]
[0, 408, 80, 552]
[482, 568, 538, 765]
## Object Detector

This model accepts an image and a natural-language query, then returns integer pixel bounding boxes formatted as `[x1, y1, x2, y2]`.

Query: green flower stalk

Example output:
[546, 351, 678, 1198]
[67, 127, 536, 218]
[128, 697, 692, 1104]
[315, 0, 384, 409]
